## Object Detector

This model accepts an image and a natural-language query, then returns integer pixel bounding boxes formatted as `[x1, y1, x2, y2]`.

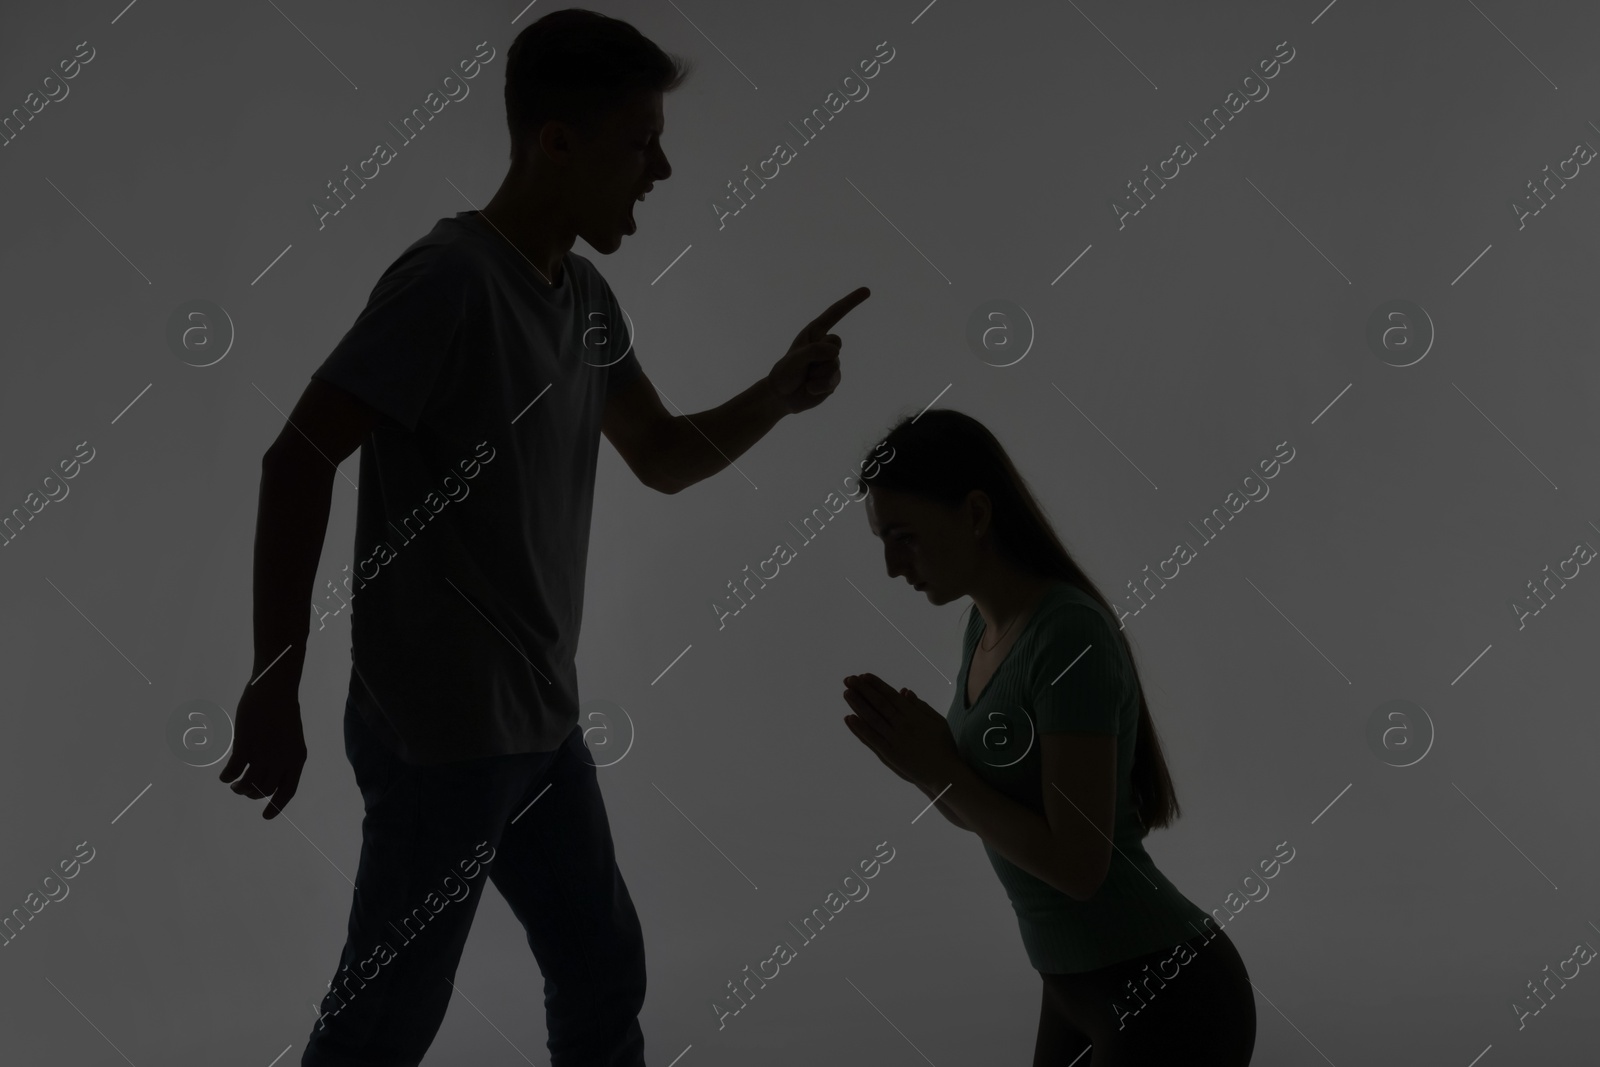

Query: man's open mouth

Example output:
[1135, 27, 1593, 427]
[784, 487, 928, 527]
[624, 188, 650, 233]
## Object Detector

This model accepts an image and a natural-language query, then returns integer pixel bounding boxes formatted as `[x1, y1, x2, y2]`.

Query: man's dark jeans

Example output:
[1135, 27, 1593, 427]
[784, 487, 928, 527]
[302, 689, 648, 1066]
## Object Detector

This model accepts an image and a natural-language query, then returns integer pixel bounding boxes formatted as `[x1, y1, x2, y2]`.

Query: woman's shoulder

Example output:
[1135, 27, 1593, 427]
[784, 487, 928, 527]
[1039, 581, 1115, 631]
[1029, 584, 1130, 670]
[964, 581, 1118, 645]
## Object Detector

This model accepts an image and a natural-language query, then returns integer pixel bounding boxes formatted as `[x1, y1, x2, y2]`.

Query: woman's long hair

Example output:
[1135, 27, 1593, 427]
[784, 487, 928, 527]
[861, 408, 1181, 832]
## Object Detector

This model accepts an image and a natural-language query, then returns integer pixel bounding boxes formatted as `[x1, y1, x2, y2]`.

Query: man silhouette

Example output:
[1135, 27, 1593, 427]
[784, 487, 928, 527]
[219, 10, 869, 1064]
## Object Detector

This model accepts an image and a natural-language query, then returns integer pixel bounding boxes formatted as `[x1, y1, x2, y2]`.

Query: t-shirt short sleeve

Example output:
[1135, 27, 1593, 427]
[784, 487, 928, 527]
[312, 243, 468, 432]
[592, 274, 643, 399]
[1028, 602, 1125, 735]
[606, 341, 644, 399]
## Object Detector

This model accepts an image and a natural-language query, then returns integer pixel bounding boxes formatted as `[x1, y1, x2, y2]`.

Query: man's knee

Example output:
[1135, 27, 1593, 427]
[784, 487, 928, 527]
[569, 920, 646, 1005]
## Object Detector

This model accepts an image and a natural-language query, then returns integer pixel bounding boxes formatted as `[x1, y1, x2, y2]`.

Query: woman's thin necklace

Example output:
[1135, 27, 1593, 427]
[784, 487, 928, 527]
[978, 609, 1023, 653]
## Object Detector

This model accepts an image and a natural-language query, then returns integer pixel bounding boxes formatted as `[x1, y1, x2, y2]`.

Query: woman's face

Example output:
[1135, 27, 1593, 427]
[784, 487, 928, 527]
[864, 487, 981, 605]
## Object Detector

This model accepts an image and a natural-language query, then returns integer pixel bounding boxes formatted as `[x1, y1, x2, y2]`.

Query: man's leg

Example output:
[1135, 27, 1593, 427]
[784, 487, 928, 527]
[302, 693, 562, 1067]
[487, 724, 648, 1067]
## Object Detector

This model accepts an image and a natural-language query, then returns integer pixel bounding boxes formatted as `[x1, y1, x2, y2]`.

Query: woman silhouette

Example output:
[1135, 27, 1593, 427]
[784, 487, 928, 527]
[840, 409, 1255, 1065]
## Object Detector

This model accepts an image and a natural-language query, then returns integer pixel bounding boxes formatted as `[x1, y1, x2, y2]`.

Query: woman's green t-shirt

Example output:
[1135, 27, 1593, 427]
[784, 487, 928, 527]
[944, 579, 1212, 974]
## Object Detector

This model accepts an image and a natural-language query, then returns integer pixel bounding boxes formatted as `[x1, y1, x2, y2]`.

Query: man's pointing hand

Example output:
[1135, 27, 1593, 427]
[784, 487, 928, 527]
[766, 286, 871, 414]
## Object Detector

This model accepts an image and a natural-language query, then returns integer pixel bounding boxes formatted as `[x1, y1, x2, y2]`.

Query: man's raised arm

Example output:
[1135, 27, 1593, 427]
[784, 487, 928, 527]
[606, 287, 870, 495]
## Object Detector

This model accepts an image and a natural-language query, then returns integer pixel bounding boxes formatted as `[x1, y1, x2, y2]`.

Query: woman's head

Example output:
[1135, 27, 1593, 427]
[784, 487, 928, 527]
[858, 408, 1183, 832]
[860, 410, 1072, 606]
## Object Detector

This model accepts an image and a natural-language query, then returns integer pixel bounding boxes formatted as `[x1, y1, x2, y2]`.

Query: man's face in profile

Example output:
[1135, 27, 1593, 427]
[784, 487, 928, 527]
[552, 89, 671, 254]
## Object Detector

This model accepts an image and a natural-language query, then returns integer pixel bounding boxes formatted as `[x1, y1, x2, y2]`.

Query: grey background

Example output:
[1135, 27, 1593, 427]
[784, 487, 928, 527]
[2, 0, 1597, 1063]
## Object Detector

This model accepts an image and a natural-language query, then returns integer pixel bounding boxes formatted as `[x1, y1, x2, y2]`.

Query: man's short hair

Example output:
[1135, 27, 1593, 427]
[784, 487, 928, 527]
[503, 8, 692, 160]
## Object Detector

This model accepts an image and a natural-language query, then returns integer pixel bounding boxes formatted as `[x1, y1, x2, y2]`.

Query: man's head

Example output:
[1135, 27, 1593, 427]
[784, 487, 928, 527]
[503, 9, 692, 253]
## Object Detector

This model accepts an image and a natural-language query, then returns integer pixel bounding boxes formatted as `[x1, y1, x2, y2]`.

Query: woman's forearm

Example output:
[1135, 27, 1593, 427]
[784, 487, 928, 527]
[929, 761, 1088, 900]
[916, 782, 973, 831]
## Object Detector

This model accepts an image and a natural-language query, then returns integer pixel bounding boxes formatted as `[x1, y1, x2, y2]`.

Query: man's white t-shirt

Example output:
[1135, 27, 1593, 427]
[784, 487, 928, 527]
[312, 210, 644, 765]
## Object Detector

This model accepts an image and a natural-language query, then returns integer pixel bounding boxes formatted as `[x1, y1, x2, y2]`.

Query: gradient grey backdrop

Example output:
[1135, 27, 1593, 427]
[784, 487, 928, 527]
[2, 0, 1597, 1063]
